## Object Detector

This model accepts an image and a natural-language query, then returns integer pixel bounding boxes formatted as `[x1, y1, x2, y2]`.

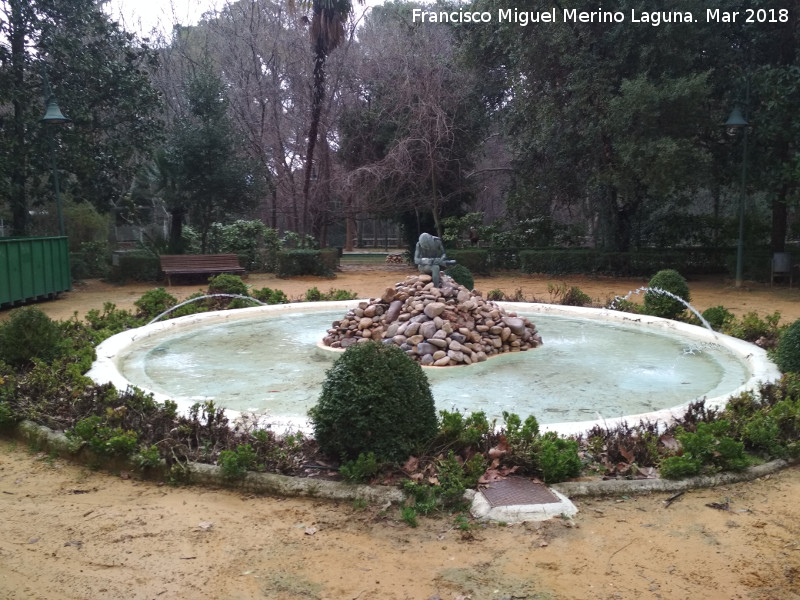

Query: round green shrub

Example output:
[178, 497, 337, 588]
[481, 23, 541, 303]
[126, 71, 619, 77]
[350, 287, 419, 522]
[643, 269, 691, 320]
[207, 273, 249, 296]
[134, 287, 177, 320]
[446, 264, 474, 291]
[309, 341, 437, 462]
[702, 305, 734, 331]
[776, 318, 800, 374]
[0, 307, 64, 368]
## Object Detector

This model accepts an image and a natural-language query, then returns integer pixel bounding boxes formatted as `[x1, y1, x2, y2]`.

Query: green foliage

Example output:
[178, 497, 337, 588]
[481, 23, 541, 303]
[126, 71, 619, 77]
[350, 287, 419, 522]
[305, 287, 322, 302]
[159, 65, 264, 253]
[644, 269, 691, 319]
[499, 413, 580, 483]
[775, 319, 800, 373]
[517, 248, 729, 277]
[660, 421, 749, 479]
[207, 220, 281, 272]
[438, 410, 492, 449]
[400, 505, 419, 527]
[134, 445, 163, 470]
[486, 289, 505, 301]
[309, 342, 437, 462]
[502, 411, 539, 451]
[111, 252, 161, 283]
[3, 0, 162, 236]
[446, 264, 474, 291]
[207, 273, 249, 296]
[659, 455, 703, 479]
[84, 302, 142, 342]
[134, 288, 177, 320]
[218, 444, 258, 480]
[339, 452, 379, 483]
[722, 311, 782, 343]
[71, 241, 111, 279]
[67, 416, 139, 457]
[548, 282, 591, 306]
[277, 249, 333, 277]
[610, 298, 640, 314]
[305, 287, 358, 302]
[402, 480, 439, 515]
[447, 249, 490, 275]
[320, 248, 341, 273]
[537, 433, 582, 484]
[0, 401, 15, 428]
[0, 308, 65, 368]
[441, 213, 485, 246]
[281, 231, 318, 249]
[252, 287, 289, 304]
[702, 305, 734, 331]
[169, 292, 209, 318]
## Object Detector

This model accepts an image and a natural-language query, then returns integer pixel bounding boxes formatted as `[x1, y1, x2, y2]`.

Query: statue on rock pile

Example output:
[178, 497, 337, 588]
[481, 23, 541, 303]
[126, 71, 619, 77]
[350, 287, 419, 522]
[322, 272, 543, 367]
[414, 232, 455, 287]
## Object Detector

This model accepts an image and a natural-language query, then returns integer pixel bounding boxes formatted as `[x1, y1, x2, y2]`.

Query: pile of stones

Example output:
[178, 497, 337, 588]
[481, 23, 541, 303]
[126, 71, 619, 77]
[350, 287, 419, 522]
[322, 274, 542, 366]
[385, 253, 406, 264]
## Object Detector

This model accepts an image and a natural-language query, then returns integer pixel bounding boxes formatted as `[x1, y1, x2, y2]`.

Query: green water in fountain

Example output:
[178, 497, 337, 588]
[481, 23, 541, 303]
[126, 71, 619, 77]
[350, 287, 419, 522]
[117, 308, 748, 427]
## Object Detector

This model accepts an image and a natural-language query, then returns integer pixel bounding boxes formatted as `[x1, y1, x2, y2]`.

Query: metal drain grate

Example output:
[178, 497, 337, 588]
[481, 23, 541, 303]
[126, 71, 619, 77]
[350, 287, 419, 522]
[481, 477, 561, 507]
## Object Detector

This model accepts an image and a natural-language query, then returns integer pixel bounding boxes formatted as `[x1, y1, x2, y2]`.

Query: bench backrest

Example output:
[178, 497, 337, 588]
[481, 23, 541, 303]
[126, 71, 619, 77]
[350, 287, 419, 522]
[160, 254, 242, 270]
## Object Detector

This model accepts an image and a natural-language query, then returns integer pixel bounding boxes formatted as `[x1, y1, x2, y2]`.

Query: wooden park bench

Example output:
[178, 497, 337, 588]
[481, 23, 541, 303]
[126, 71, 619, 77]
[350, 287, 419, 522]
[159, 254, 245, 285]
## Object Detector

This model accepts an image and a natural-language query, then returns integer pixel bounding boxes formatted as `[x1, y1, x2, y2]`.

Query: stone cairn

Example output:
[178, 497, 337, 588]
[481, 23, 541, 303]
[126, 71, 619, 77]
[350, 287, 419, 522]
[322, 274, 543, 366]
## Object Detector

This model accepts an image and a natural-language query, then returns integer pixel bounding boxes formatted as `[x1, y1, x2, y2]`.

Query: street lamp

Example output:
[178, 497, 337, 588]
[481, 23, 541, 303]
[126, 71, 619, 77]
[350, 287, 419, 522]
[725, 106, 748, 288]
[40, 73, 70, 237]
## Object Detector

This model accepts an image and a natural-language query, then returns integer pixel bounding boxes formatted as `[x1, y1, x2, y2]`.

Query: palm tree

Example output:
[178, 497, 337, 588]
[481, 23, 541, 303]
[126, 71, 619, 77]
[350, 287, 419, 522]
[293, 0, 360, 243]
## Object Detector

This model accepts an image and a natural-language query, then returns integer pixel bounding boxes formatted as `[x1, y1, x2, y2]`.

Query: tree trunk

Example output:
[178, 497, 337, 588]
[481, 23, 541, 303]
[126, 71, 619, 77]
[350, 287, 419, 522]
[302, 49, 326, 242]
[10, 0, 28, 236]
[344, 195, 355, 252]
[168, 207, 186, 254]
[772, 184, 789, 253]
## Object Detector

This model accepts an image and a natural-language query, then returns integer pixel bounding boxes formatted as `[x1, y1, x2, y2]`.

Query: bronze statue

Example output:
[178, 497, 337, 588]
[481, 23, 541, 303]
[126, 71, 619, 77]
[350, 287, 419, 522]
[414, 233, 455, 287]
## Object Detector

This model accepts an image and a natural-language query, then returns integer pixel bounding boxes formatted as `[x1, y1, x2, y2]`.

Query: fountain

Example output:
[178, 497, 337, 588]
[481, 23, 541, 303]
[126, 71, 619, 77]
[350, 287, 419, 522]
[88, 287, 779, 437]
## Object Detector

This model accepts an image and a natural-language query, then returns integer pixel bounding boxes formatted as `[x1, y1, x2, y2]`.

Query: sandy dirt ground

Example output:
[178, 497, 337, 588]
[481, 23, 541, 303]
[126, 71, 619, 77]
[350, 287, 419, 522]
[2, 266, 800, 599]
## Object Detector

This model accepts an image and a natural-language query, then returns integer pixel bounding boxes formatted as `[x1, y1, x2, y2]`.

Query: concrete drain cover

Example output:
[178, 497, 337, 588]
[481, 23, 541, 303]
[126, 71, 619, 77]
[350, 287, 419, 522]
[481, 477, 561, 507]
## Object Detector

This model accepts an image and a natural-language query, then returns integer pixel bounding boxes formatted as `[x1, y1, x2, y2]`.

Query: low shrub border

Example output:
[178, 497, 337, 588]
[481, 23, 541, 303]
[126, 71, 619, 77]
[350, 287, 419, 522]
[5, 419, 795, 500]
[2, 278, 799, 521]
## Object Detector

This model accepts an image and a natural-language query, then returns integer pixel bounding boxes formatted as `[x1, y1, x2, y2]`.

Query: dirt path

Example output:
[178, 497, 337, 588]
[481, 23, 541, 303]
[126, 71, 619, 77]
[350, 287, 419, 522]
[2, 267, 800, 599]
[2, 443, 799, 599]
[12, 266, 800, 323]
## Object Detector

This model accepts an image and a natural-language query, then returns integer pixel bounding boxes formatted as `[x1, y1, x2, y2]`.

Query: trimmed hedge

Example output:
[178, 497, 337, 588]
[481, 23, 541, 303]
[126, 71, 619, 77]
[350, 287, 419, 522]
[447, 248, 490, 275]
[111, 252, 161, 282]
[277, 249, 336, 277]
[517, 247, 731, 277]
[309, 342, 437, 462]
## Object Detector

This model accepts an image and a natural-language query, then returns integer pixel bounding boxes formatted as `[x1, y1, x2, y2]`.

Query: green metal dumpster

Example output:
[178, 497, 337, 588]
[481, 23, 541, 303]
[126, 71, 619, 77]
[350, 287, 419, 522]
[0, 237, 72, 307]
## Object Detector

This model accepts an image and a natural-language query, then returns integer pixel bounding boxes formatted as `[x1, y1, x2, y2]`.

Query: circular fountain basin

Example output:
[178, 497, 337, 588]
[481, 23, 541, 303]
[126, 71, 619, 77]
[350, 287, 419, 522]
[87, 301, 780, 436]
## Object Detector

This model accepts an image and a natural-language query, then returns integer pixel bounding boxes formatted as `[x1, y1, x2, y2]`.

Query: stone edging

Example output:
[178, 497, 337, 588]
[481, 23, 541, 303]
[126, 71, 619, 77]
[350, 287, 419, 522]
[7, 420, 403, 505]
[6, 420, 795, 503]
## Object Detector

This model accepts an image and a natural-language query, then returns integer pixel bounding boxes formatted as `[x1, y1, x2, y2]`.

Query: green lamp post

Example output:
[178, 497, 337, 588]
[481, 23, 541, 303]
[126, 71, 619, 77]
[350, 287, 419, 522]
[41, 73, 70, 237]
[725, 106, 748, 288]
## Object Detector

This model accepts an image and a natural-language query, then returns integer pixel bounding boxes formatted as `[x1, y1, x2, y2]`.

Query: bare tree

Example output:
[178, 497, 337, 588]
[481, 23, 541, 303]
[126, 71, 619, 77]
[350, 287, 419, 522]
[339, 6, 484, 237]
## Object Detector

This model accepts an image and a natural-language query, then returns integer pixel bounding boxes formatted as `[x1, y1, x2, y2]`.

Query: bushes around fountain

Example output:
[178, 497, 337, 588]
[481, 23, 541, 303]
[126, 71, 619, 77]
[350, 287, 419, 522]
[445, 264, 474, 291]
[5, 284, 800, 523]
[309, 341, 438, 463]
[776, 319, 800, 373]
[643, 269, 691, 319]
[701, 305, 735, 331]
[547, 282, 592, 306]
[304, 287, 358, 302]
[0, 307, 68, 368]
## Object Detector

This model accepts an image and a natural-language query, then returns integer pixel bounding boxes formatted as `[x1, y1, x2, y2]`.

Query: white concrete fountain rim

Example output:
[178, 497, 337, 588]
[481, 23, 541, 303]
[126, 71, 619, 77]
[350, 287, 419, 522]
[87, 300, 781, 436]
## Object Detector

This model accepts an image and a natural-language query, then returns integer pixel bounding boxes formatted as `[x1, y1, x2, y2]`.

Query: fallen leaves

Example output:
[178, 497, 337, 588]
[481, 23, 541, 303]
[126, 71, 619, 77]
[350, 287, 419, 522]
[478, 465, 518, 485]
